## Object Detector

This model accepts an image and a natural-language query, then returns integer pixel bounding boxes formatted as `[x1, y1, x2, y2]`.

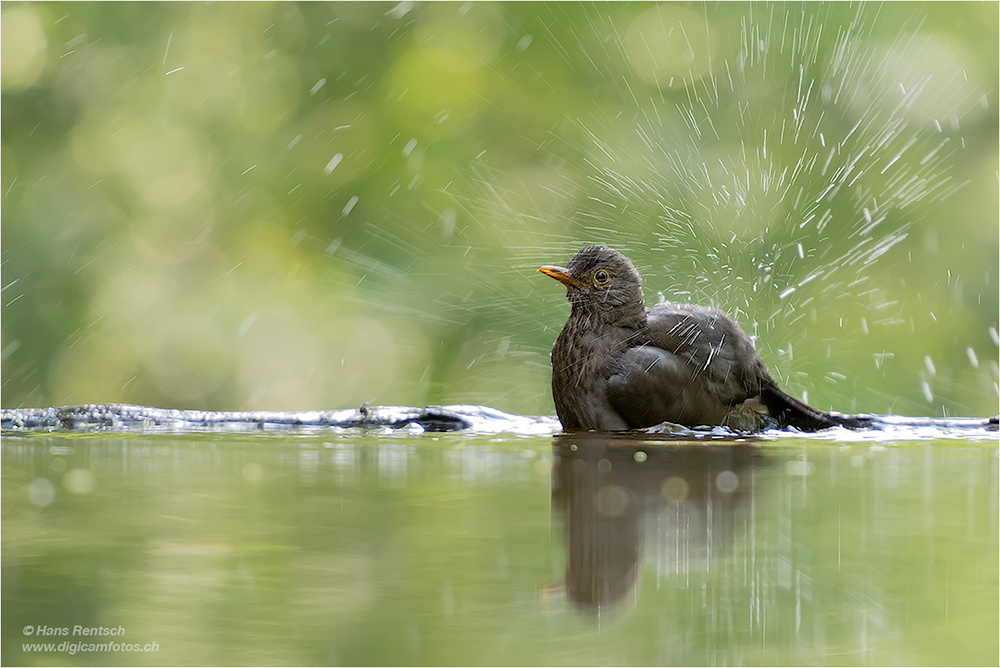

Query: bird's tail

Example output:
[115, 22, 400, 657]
[760, 386, 872, 432]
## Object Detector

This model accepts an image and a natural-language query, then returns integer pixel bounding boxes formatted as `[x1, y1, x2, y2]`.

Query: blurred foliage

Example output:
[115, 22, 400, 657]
[1, 2, 997, 416]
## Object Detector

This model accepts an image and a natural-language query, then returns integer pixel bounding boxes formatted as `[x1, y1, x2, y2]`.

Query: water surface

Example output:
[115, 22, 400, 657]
[2, 427, 997, 666]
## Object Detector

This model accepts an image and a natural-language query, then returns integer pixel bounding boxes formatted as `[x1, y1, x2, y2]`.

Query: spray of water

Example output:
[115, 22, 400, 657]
[465, 3, 994, 416]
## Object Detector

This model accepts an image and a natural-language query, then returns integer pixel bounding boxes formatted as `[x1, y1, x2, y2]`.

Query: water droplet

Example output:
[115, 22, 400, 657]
[237, 314, 256, 338]
[324, 154, 343, 175]
[342, 195, 359, 217]
[309, 78, 327, 95]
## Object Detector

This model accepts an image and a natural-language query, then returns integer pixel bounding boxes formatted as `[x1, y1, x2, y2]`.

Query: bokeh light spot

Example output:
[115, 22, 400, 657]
[29, 478, 56, 508]
[835, 35, 989, 126]
[243, 462, 263, 482]
[594, 484, 630, 518]
[1, 7, 47, 90]
[624, 5, 713, 88]
[414, 2, 505, 74]
[661, 475, 690, 502]
[715, 470, 740, 493]
[64, 469, 97, 495]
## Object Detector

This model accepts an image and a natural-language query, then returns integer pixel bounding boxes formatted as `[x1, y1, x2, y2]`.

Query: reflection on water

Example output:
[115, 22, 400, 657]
[2, 432, 997, 666]
[553, 435, 761, 613]
[551, 434, 998, 664]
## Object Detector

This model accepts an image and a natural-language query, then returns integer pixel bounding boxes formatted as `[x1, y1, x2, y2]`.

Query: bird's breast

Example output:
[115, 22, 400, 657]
[550, 319, 635, 430]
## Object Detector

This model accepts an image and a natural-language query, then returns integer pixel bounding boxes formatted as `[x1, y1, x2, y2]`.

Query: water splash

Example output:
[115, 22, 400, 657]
[467, 3, 995, 417]
[2, 404, 993, 440]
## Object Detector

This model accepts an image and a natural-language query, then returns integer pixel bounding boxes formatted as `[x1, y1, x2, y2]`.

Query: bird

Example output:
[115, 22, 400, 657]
[538, 245, 867, 433]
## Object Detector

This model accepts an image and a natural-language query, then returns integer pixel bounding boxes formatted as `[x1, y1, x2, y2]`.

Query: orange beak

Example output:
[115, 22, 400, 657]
[538, 265, 588, 288]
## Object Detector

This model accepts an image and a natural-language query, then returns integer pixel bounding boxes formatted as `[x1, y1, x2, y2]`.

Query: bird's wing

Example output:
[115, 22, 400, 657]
[640, 303, 769, 403]
[605, 344, 735, 429]
[618, 304, 870, 432]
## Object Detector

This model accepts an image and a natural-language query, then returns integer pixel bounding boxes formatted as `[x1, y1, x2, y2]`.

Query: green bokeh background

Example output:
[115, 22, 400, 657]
[2, 2, 997, 417]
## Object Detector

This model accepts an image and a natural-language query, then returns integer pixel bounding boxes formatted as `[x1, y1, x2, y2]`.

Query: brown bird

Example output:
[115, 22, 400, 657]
[539, 245, 866, 433]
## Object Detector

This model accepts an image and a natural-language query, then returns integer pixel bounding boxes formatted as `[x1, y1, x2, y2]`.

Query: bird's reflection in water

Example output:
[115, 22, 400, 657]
[552, 433, 762, 615]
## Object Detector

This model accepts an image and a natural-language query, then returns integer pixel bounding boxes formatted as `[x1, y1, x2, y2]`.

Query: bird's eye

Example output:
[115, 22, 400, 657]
[593, 269, 610, 285]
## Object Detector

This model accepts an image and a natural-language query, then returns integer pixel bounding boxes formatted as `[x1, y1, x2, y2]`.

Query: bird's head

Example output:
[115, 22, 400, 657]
[538, 246, 646, 321]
